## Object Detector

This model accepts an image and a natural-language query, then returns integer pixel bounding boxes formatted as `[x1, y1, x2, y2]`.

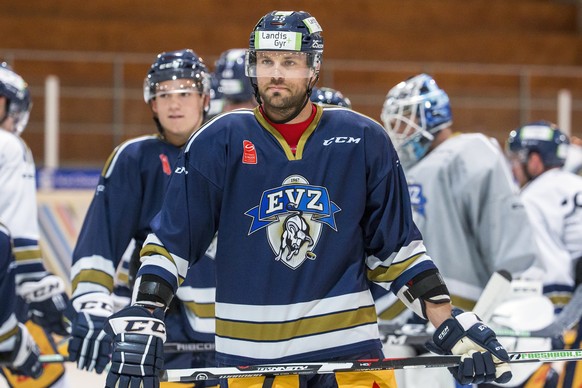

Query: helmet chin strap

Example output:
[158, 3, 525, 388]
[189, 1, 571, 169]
[255, 76, 318, 124]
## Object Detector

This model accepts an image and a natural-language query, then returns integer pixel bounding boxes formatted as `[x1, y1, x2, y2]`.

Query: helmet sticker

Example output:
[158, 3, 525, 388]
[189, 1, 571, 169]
[254, 31, 302, 51]
[303, 17, 322, 34]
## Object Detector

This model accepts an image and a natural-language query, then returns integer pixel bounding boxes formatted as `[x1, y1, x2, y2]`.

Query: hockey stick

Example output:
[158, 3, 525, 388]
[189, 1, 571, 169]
[472, 269, 512, 322]
[378, 323, 544, 346]
[159, 349, 582, 382]
[532, 284, 582, 337]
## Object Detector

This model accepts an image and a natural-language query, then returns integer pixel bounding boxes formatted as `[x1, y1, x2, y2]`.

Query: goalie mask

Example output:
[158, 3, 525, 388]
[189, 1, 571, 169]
[0, 63, 32, 135]
[506, 120, 569, 168]
[381, 74, 452, 169]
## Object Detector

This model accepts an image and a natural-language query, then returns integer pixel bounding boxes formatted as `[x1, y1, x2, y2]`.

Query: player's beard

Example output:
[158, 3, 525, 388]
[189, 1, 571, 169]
[259, 84, 308, 123]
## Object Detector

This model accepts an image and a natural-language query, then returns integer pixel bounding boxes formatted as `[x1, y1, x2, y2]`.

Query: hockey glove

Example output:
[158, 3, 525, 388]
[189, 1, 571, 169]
[67, 292, 114, 373]
[104, 305, 166, 388]
[18, 274, 70, 336]
[426, 307, 512, 385]
[0, 323, 42, 379]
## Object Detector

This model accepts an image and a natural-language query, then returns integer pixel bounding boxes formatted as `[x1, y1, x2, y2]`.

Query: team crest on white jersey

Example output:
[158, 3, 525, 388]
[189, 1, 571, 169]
[408, 183, 427, 217]
[245, 175, 341, 269]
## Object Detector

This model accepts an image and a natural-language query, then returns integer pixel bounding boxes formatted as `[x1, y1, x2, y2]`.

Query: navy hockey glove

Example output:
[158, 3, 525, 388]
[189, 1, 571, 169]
[0, 323, 42, 379]
[426, 308, 512, 385]
[67, 292, 114, 373]
[18, 274, 70, 336]
[104, 305, 166, 388]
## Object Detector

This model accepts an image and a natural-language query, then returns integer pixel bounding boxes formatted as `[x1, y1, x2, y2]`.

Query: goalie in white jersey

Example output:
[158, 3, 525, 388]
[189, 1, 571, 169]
[506, 121, 582, 388]
[378, 73, 537, 318]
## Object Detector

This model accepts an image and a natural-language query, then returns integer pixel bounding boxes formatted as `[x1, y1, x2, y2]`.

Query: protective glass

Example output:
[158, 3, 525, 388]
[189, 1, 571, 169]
[246, 51, 319, 79]
[145, 79, 203, 101]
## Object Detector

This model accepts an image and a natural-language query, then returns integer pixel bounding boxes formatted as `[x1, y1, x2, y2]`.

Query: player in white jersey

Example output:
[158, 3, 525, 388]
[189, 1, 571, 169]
[100, 11, 512, 388]
[0, 63, 70, 387]
[379, 73, 537, 317]
[506, 121, 582, 388]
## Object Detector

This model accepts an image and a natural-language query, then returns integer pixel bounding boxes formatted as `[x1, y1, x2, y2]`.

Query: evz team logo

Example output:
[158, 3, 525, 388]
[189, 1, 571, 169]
[245, 175, 341, 269]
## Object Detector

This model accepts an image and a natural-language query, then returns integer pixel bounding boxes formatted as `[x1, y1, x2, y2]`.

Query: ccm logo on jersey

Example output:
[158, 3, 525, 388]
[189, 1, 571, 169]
[323, 137, 361, 146]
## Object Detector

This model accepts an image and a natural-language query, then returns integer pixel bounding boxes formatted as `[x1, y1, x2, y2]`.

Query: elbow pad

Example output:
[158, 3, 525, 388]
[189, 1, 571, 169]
[134, 274, 174, 310]
[396, 269, 450, 320]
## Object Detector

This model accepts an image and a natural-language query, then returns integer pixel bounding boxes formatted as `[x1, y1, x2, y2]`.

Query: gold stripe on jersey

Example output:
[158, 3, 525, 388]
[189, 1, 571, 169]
[0, 326, 18, 343]
[377, 300, 408, 321]
[450, 294, 476, 312]
[13, 248, 42, 262]
[367, 253, 424, 283]
[141, 243, 186, 285]
[101, 134, 160, 178]
[216, 305, 377, 341]
[253, 105, 323, 161]
[71, 269, 113, 293]
[183, 301, 215, 319]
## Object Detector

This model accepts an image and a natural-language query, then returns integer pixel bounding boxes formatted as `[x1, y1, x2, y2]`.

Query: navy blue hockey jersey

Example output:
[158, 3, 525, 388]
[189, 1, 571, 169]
[70, 134, 215, 341]
[140, 106, 437, 365]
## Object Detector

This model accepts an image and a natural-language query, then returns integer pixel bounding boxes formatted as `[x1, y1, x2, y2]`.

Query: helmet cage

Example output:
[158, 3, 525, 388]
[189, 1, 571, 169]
[381, 74, 452, 167]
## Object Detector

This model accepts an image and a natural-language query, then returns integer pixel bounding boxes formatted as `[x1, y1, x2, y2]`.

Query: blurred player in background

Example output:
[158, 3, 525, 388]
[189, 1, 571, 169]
[66, 49, 217, 387]
[0, 222, 43, 382]
[101, 11, 512, 388]
[506, 121, 582, 388]
[213, 48, 257, 112]
[310, 86, 352, 109]
[0, 62, 69, 387]
[378, 73, 539, 387]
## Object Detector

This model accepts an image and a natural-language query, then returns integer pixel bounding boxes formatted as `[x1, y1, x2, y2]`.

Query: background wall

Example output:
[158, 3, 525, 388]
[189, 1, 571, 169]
[2, 0, 582, 167]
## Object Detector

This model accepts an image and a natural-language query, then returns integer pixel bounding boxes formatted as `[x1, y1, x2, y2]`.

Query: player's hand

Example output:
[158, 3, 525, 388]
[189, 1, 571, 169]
[104, 305, 166, 388]
[67, 292, 114, 373]
[18, 274, 70, 336]
[426, 307, 512, 385]
[0, 323, 42, 379]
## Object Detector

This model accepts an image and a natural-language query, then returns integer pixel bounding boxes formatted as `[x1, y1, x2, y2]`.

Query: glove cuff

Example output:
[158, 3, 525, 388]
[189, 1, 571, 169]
[72, 292, 114, 317]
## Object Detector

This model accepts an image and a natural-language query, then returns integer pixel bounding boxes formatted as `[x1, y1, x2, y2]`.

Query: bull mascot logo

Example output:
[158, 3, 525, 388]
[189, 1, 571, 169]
[245, 175, 341, 270]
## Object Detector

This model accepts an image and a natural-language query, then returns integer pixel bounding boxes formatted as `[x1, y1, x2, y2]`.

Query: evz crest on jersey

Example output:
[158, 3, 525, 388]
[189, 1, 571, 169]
[245, 175, 341, 270]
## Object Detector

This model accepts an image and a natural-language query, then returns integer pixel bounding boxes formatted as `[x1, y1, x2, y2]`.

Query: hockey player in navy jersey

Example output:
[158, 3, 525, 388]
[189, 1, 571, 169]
[213, 49, 258, 112]
[0, 222, 43, 380]
[67, 50, 217, 386]
[310, 86, 352, 109]
[103, 11, 513, 388]
[0, 63, 70, 387]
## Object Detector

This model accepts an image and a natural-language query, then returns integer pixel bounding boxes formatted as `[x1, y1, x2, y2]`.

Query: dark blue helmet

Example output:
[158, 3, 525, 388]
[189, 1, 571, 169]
[214, 49, 254, 103]
[246, 11, 323, 78]
[143, 49, 210, 103]
[0, 62, 32, 135]
[310, 87, 352, 109]
[207, 73, 224, 119]
[507, 120, 569, 167]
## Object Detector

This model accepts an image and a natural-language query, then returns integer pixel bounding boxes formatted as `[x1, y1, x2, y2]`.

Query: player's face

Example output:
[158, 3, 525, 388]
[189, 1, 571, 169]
[255, 51, 313, 113]
[0, 96, 15, 133]
[508, 154, 528, 188]
[151, 79, 208, 146]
